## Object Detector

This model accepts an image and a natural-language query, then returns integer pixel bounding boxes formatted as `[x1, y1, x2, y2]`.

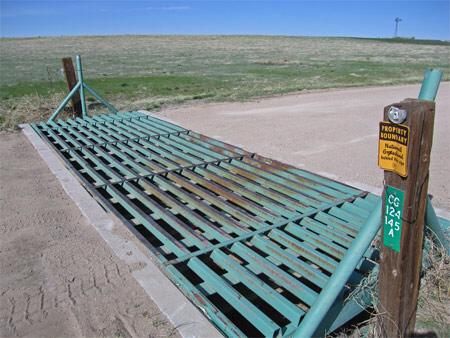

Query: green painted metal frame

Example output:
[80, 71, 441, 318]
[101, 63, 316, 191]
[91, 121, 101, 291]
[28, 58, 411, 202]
[31, 111, 381, 337]
[47, 55, 118, 123]
[33, 66, 448, 337]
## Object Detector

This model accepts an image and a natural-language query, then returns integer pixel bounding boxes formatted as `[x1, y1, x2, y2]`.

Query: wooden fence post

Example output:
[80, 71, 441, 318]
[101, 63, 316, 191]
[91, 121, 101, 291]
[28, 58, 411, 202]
[378, 99, 435, 337]
[61, 57, 82, 117]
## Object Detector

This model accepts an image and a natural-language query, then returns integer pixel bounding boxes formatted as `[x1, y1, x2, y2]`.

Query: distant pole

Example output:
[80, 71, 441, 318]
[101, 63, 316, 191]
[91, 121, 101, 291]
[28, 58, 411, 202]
[394, 17, 402, 37]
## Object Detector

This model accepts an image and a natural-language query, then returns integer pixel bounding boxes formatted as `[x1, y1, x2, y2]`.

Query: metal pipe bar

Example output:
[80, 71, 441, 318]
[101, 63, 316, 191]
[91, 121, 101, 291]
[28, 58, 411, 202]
[162, 133, 229, 162]
[65, 123, 208, 250]
[184, 144, 350, 209]
[93, 114, 145, 138]
[56, 121, 138, 179]
[61, 130, 189, 152]
[75, 55, 88, 117]
[229, 159, 348, 208]
[92, 113, 149, 126]
[38, 123, 109, 186]
[231, 159, 340, 206]
[204, 163, 311, 213]
[64, 120, 153, 176]
[108, 116, 174, 138]
[47, 122, 126, 182]
[110, 164, 300, 323]
[106, 117, 264, 184]
[327, 206, 368, 229]
[243, 156, 350, 200]
[418, 69, 443, 101]
[193, 165, 299, 217]
[83, 82, 118, 114]
[78, 116, 142, 146]
[91, 117, 203, 167]
[115, 112, 184, 134]
[250, 235, 329, 288]
[297, 217, 353, 248]
[69, 142, 280, 336]
[220, 161, 328, 208]
[292, 200, 382, 338]
[229, 242, 319, 307]
[284, 222, 347, 259]
[140, 129, 223, 163]
[120, 111, 187, 132]
[186, 258, 281, 337]
[314, 211, 359, 237]
[47, 82, 81, 123]
[66, 119, 179, 173]
[134, 173, 326, 302]
[92, 116, 211, 165]
[101, 114, 169, 138]
[165, 170, 268, 227]
[134, 169, 342, 288]
[210, 249, 304, 325]
[165, 190, 367, 266]
[110, 118, 228, 165]
[95, 155, 246, 189]
[253, 154, 361, 196]
[177, 133, 244, 159]
[182, 168, 281, 221]
[268, 229, 339, 274]
[135, 177, 236, 241]
[58, 119, 276, 248]
[32, 123, 246, 337]
[44, 117, 372, 255]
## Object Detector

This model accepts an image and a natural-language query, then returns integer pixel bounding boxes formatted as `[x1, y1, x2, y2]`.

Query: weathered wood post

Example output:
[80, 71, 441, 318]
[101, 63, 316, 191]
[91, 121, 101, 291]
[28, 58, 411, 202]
[378, 69, 442, 337]
[62, 57, 82, 117]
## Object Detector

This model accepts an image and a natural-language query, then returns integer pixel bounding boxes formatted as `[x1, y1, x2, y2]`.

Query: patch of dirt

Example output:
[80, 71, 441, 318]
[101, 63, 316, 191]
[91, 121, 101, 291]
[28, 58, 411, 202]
[0, 132, 179, 338]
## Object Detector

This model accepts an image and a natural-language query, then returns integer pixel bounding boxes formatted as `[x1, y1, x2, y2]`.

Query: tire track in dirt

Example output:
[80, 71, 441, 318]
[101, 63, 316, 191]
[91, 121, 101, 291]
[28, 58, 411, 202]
[0, 133, 178, 338]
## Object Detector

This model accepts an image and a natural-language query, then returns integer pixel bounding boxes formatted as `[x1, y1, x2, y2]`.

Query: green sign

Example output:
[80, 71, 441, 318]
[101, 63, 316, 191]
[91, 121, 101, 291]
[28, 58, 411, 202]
[383, 185, 404, 252]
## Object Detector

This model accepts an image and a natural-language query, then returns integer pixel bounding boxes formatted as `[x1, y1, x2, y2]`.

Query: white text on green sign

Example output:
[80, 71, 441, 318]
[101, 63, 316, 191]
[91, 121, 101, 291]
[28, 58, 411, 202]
[383, 185, 404, 252]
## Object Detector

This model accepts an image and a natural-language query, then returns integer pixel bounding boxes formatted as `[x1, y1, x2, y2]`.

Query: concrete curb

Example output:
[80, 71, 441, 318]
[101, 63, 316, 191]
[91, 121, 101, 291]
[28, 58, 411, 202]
[21, 124, 222, 338]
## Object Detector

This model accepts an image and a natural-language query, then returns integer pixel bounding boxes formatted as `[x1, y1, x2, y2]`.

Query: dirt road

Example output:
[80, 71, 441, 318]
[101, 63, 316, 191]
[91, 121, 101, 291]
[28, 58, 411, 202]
[0, 83, 448, 338]
[0, 133, 178, 338]
[159, 83, 450, 211]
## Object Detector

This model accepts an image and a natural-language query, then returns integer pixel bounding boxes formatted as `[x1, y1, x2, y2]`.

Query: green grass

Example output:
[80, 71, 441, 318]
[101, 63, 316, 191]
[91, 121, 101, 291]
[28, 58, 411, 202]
[0, 35, 449, 130]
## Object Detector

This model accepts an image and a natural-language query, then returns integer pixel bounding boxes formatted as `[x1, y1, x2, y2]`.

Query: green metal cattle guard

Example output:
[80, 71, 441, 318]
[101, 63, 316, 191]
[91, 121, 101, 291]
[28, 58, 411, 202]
[30, 57, 448, 337]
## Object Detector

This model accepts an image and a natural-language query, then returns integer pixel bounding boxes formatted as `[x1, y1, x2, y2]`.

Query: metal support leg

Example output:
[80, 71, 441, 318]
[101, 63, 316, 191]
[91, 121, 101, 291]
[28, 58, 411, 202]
[76, 55, 88, 118]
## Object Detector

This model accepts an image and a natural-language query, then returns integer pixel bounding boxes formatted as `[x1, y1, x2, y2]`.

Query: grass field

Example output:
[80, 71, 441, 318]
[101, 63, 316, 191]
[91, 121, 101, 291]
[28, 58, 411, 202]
[1, 35, 449, 130]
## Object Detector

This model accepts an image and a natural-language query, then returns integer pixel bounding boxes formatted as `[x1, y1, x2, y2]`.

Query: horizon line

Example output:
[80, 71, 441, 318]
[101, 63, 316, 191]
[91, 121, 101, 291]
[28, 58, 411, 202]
[1, 33, 449, 42]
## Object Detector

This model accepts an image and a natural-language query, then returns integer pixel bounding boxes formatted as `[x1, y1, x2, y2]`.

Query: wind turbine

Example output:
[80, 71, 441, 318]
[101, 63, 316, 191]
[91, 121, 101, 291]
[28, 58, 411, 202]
[394, 17, 402, 37]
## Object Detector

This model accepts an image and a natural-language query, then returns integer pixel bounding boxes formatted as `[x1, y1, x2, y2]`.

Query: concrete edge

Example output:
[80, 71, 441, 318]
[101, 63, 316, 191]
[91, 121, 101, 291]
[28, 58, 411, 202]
[21, 124, 222, 338]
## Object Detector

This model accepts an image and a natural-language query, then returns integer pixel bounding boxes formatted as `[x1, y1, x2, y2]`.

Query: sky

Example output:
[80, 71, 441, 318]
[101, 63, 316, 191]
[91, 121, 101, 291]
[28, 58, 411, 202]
[1, 1, 449, 40]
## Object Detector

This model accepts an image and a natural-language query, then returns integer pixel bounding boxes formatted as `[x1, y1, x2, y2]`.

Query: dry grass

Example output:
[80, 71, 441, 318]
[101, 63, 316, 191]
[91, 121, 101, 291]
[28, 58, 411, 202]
[1, 36, 449, 130]
[416, 234, 450, 337]
[334, 232, 450, 338]
[0, 93, 64, 131]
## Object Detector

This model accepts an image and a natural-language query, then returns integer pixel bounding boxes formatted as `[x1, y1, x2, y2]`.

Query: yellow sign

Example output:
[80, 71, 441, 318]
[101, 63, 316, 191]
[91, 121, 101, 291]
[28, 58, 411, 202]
[378, 122, 409, 177]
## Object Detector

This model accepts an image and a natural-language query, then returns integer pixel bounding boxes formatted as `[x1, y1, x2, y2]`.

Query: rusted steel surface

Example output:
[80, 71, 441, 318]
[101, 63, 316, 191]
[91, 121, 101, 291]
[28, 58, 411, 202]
[31, 111, 379, 337]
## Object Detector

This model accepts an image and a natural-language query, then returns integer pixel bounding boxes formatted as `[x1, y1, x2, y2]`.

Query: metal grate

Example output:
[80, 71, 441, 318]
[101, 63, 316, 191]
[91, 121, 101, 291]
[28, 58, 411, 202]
[31, 112, 379, 337]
